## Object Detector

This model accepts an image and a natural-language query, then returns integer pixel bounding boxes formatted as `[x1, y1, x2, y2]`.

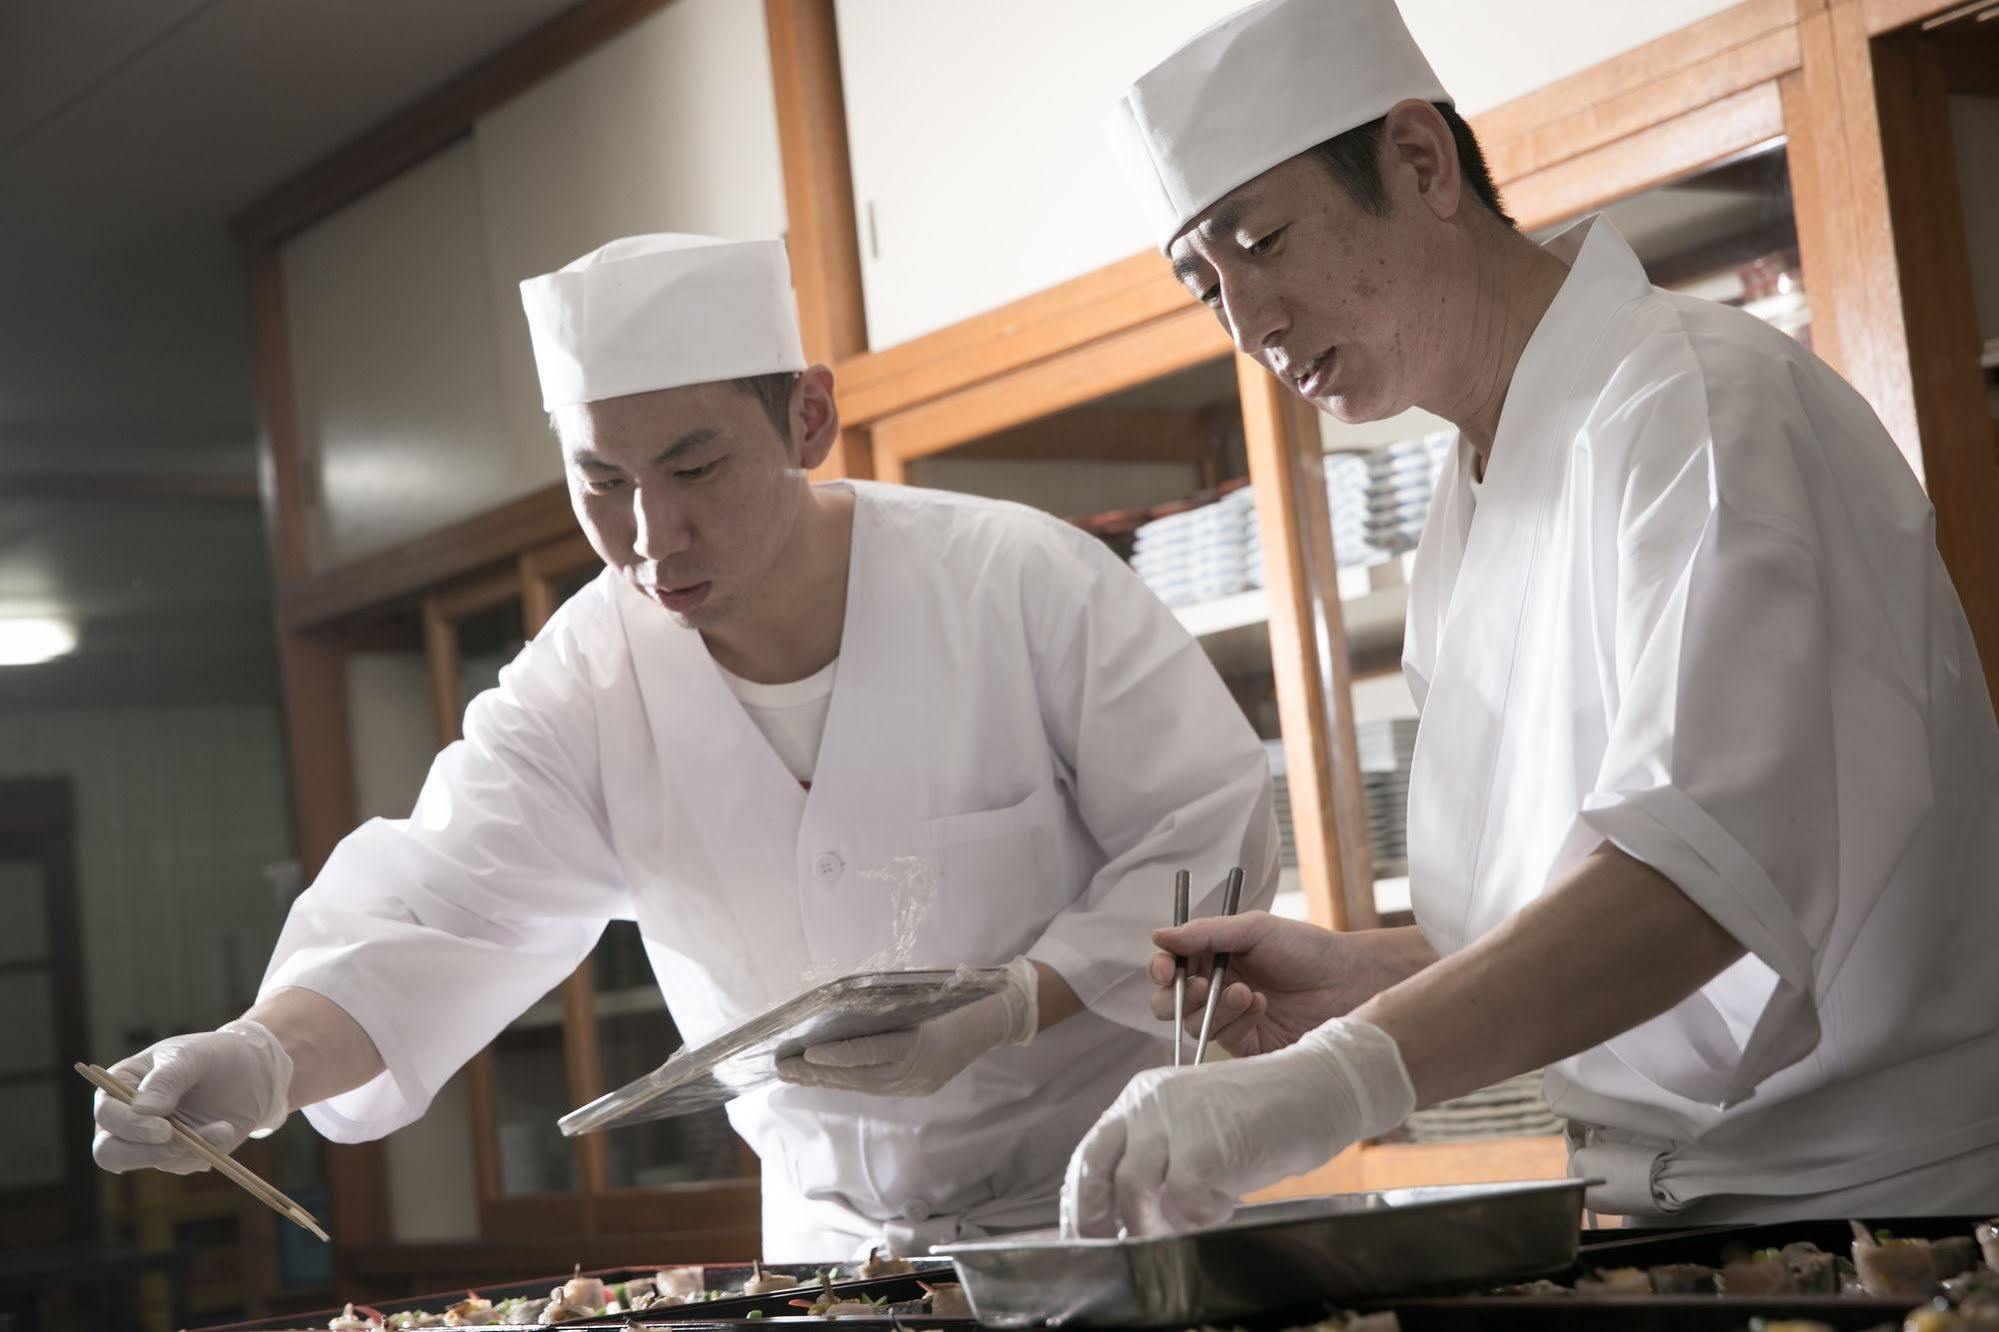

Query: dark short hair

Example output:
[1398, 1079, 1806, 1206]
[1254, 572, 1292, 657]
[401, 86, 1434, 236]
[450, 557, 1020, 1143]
[733, 371, 802, 438]
[1311, 102, 1513, 227]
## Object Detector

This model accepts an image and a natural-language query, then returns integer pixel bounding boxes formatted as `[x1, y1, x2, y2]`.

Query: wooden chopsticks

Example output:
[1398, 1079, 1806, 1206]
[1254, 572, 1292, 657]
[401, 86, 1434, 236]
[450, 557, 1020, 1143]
[75, 1062, 330, 1243]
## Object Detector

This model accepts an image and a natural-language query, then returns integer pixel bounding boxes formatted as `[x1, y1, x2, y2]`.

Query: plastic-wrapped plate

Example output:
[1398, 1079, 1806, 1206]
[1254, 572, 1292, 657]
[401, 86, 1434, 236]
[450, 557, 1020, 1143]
[559, 968, 1010, 1133]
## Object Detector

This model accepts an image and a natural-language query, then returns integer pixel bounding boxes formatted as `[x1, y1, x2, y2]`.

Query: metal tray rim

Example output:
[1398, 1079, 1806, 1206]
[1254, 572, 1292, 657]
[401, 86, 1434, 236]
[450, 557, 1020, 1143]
[933, 1177, 1590, 1254]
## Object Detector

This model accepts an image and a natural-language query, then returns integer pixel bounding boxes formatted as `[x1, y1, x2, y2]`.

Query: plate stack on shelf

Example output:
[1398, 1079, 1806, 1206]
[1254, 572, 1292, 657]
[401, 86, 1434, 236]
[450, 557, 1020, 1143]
[1356, 717, 1416, 879]
[1362, 430, 1453, 557]
[1323, 450, 1383, 569]
[1264, 739, 1298, 871]
[1129, 486, 1261, 608]
[1402, 1070, 1564, 1143]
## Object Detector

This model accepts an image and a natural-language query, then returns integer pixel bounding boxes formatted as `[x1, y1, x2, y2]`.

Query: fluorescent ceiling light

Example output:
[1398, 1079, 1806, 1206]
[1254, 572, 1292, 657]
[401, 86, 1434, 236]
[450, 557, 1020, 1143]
[0, 618, 78, 666]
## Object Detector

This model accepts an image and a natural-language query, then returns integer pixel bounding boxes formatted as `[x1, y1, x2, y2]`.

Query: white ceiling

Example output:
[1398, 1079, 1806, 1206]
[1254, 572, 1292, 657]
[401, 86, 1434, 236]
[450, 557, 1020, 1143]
[0, 0, 577, 707]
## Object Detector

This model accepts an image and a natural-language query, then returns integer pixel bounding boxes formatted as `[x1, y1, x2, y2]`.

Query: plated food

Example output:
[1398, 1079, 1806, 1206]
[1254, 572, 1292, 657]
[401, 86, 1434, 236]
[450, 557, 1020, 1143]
[253, 1260, 959, 1330]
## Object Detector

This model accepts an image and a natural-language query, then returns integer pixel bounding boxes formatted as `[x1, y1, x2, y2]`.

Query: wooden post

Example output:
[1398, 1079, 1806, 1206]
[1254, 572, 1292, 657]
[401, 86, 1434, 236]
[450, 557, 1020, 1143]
[520, 546, 610, 1204]
[766, 0, 875, 480]
[245, 247, 393, 1251]
[1237, 360, 1377, 932]
[1787, 0, 1925, 472]
[1868, 25, 1999, 704]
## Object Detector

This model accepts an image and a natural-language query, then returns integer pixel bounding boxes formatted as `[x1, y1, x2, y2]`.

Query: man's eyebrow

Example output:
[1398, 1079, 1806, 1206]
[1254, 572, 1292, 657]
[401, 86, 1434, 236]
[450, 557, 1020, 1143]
[650, 428, 717, 466]
[565, 428, 718, 470]
[1171, 195, 1260, 286]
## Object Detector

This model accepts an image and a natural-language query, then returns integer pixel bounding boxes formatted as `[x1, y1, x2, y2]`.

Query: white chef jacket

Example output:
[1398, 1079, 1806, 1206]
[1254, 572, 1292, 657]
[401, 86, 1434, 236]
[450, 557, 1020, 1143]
[262, 481, 1279, 1257]
[1404, 215, 1999, 1220]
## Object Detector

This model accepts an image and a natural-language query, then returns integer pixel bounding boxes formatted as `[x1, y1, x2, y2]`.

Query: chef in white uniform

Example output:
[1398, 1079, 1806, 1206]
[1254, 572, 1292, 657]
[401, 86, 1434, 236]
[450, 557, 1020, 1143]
[1064, 0, 1999, 1236]
[90, 234, 1279, 1257]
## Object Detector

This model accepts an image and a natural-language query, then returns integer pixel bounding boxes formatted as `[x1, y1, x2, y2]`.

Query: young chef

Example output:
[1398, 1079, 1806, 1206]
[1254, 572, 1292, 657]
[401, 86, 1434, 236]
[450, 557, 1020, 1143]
[1065, 0, 1999, 1237]
[91, 233, 1279, 1257]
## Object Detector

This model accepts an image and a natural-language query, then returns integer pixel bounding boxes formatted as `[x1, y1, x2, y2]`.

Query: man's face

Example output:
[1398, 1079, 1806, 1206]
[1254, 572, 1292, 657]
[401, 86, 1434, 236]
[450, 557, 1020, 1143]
[555, 380, 806, 631]
[1168, 148, 1447, 425]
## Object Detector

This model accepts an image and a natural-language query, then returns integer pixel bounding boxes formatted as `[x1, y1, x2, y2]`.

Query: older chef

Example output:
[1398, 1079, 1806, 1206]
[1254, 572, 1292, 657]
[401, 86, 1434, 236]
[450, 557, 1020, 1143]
[1064, 0, 1999, 1236]
[92, 234, 1279, 1257]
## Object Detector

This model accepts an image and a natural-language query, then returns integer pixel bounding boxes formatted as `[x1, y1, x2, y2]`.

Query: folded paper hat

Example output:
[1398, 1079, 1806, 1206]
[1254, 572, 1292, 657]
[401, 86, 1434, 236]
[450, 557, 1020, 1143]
[1108, 0, 1453, 251]
[520, 233, 807, 411]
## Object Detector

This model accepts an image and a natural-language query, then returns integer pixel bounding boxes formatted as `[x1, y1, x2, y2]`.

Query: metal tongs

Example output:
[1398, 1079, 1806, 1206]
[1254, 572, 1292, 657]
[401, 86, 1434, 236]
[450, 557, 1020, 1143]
[1171, 870, 1191, 1066]
[1170, 865, 1245, 1066]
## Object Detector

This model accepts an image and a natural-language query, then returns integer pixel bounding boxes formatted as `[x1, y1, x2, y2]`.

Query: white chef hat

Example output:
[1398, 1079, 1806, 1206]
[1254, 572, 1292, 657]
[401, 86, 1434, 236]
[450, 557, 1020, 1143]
[519, 233, 808, 411]
[1108, 0, 1453, 251]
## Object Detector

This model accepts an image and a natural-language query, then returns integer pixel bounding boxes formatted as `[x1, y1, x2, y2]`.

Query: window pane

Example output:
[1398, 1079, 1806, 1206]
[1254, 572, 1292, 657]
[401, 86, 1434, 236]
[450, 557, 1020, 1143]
[0, 969, 55, 1074]
[492, 986, 576, 1196]
[0, 859, 50, 964]
[0, 1081, 64, 1187]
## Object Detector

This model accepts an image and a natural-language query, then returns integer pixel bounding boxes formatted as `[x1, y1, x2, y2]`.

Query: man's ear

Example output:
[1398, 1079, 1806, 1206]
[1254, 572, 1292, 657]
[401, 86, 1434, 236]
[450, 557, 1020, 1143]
[1383, 99, 1462, 223]
[794, 364, 842, 471]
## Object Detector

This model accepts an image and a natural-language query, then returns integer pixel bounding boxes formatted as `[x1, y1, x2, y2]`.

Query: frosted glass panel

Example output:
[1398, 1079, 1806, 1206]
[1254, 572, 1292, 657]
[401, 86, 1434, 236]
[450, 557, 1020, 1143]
[282, 140, 517, 569]
[473, 0, 786, 494]
[836, 0, 1739, 349]
[0, 1082, 63, 1188]
[0, 860, 49, 964]
[0, 970, 56, 1074]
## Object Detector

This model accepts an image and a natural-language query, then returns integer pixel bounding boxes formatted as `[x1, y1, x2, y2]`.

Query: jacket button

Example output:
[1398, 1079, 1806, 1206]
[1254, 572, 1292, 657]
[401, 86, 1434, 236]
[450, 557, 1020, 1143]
[813, 851, 844, 881]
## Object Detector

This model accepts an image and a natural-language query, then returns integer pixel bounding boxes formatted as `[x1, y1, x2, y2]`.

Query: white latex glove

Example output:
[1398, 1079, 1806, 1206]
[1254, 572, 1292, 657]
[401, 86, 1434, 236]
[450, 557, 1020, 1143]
[92, 1019, 294, 1174]
[776, 957, 1039, 1096]
[1061, 1016, 1414, 1237]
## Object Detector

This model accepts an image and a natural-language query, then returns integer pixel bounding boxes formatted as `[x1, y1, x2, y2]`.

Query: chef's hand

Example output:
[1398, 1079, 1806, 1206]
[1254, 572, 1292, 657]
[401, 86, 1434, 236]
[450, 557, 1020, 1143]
[776, 957, 1038, 1096]
[92, 1020, 293, 1174]
[1150, 913, 1435, 1057]
[1061, 1016, 1413, 1238]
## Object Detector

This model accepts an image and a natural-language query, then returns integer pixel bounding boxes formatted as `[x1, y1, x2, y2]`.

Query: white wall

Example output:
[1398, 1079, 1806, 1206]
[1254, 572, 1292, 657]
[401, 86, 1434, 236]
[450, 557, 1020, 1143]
[835, 0, 1740, 349]
[0, 705, 291, 1062]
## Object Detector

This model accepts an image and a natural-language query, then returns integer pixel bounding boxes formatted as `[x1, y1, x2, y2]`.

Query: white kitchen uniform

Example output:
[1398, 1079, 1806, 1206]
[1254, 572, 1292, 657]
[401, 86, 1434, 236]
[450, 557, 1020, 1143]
[1404, 214, 1999, 1220]
[716, 657, 837, 786]
[262, 481, 1279, 1257]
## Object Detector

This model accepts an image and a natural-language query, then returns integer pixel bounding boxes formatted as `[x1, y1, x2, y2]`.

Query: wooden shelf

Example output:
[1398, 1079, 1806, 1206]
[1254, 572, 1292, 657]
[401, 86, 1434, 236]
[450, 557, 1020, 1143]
[1247, 1134, 1570, 1204]
[1169, 567, 1407, 679]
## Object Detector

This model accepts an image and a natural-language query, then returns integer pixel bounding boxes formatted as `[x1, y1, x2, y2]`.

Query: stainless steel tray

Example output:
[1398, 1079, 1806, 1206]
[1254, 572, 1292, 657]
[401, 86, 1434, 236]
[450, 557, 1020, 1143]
[933, 1178, 1590, 1326]
[560, 968, 1011, 1134]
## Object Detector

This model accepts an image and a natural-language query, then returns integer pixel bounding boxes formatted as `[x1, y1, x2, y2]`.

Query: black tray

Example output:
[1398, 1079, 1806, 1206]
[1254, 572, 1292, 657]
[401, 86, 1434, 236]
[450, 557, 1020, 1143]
[194, 1261, 957, 1332]
[1360, 1212, 1993, 1331]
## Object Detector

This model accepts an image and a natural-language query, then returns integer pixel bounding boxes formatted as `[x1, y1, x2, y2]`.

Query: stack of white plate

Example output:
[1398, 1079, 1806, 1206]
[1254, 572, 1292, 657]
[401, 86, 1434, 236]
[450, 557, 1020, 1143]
[1357, 718, 1415, 880]
[1323, 452, 1382, 569]
[1265, 740, 1298, 870]
[1130, 488, 1261, 607]
[1403, 1070, 1564, 1144]
[1362, 431, 1453, 557]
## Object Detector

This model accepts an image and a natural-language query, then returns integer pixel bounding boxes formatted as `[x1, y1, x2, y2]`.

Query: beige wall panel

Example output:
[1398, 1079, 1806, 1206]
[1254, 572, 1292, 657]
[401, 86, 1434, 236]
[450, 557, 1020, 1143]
[281, 141, 514, 569]
[835, 0, 1739, 350]
[473, 0, 788, 472]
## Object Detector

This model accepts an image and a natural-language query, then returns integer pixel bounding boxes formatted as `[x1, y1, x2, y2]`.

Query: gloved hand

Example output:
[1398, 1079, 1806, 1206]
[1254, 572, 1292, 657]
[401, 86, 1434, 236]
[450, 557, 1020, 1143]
[776, 957, 1039, 1096]
[92, 1020, 294, 1174]
[1149, 912, 1424, 1058]
[1061, 1016, 1414, 1237]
